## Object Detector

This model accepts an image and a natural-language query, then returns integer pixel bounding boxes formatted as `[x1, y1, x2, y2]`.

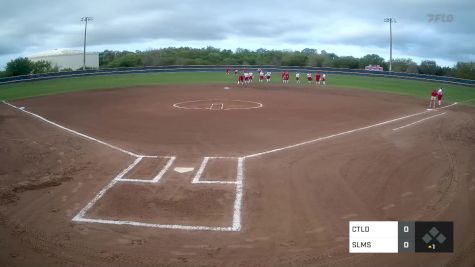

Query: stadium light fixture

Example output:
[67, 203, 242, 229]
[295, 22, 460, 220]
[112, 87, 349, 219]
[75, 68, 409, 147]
[384, 18, 396, 72]
[81, 17, 93, 71]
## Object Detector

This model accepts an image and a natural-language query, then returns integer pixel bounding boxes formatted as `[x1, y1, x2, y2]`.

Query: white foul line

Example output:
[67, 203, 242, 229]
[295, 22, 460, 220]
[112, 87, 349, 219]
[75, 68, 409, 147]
[2, 100, 459, 232]
[392, 112, 447, 131]
[3, 100, 245, 232]
[232, 157, 245, 231]
[244, 102, 458, 158]
[2, 101, 155, 158]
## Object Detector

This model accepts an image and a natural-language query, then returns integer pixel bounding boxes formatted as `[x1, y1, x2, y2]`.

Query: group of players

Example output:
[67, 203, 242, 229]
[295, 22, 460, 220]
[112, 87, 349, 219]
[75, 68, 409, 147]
[228, 69, 327, 85]
[429, 87, 444, 109]
[227, 69, 446, 109]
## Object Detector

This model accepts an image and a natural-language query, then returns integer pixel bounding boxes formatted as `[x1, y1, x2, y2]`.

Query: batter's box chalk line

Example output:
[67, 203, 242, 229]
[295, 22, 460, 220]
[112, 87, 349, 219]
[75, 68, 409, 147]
[2, 100, 458, 232]
[72, 156, 245, 232]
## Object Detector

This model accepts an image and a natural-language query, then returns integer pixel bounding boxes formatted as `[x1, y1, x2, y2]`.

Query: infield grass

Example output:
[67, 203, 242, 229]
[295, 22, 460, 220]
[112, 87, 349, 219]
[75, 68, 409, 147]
[0, 72, 474, 105]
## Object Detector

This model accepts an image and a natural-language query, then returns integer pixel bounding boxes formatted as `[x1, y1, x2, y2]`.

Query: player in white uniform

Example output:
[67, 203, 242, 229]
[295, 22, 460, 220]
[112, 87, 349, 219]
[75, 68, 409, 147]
[259, 71, 265, 82]
[437, 88, 443, 107]
[266, 72, 271, 83]
[307, 73, 312, 84]
[321, 73, 326, 85]
[295, 72, 300, 84]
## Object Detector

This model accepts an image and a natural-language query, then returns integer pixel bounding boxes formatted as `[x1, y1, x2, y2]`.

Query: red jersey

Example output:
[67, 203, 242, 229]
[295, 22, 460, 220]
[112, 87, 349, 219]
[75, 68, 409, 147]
[316, 74, 321, 81]
[431, 90, 438, 97]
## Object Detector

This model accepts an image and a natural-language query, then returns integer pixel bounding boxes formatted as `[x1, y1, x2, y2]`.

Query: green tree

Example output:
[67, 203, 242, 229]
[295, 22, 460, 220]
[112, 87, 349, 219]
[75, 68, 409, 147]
[281, 51, 307, 66]
[95, 48, 475, 80]
[6, 57, 33, 76]
[406, 64, 418, 73]
[301, 48, 318, 55]
[31, 60, 58, 74]
[451, 62, 475, 79]
[391, 58, 417, 72]
[107, 53, 143, 67]
[418, 60, 438, 75]
[335, 56, 359, 69]
[207, 52, 222, 64]
[359, 54, 386, 69]
[99, 50, 117, 66]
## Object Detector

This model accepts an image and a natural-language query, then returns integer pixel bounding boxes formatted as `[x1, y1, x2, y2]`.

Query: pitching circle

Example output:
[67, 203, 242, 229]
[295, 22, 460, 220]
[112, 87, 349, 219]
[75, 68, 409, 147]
[173, 99, 263, 110]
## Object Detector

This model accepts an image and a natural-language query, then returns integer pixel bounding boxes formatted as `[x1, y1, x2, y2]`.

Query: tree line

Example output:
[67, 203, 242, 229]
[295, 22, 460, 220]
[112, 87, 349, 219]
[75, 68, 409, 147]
[0, 57, 61, 78]
[1, 47, 474, 80]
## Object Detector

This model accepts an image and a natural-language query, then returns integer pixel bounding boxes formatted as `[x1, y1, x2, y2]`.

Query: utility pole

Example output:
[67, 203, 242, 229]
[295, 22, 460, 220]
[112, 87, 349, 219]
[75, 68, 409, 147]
[81, 17, 93, 71]
[384, 18, 396, 72]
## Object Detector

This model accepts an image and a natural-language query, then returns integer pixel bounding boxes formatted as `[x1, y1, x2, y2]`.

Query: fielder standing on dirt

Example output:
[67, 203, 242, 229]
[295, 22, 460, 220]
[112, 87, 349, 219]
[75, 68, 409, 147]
[437, 87, 444, 107]
[429, 88, 438, 109]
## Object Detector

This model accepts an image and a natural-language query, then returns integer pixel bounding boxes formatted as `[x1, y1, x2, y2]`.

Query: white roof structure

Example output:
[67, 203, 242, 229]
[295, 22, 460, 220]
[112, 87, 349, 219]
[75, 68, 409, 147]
[28, 49, 99, 70]
[29, 49, 97, 58]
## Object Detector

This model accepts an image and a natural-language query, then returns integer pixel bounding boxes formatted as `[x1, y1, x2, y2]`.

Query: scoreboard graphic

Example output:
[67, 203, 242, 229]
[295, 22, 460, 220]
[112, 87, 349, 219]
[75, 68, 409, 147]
[349, 221, 453, 253]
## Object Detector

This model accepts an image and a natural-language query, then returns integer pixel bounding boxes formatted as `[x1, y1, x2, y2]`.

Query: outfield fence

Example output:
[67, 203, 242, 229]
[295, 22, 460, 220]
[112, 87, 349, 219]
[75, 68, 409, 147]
[1, 65, 474, 87]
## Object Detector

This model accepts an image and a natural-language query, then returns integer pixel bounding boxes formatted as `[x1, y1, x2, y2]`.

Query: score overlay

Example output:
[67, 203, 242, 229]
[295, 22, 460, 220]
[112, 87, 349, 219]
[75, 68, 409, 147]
[349, 221, 453, 253]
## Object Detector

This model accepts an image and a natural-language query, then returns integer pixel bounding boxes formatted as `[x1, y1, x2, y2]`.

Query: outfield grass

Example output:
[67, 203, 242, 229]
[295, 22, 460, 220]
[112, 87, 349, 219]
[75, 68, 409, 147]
[0, 72, 474, 105]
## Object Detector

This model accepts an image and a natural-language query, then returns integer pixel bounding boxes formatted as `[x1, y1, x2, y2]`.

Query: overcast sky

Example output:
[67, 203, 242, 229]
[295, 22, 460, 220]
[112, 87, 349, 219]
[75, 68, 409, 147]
[0, 0, 474, 69]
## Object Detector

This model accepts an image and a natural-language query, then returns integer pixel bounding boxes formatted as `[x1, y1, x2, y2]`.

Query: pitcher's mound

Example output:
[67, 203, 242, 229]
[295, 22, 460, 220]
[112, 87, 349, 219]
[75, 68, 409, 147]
[173, 99, 263, 110]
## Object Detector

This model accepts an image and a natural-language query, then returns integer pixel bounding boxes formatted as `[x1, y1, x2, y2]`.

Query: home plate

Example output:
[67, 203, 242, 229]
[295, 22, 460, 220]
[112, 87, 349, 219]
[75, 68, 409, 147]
[19, 107, 25, 110]
[224, 87, 230, 90]
[174, 167, 194, 173]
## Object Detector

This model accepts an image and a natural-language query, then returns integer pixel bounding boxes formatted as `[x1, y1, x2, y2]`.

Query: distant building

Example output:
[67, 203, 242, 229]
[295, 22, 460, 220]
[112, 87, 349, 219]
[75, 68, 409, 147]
[28, 49, 99, 70]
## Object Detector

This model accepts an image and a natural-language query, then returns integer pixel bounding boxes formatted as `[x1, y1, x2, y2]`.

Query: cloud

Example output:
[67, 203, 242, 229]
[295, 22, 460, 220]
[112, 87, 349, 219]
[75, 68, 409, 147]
[0, 0, 474, 68]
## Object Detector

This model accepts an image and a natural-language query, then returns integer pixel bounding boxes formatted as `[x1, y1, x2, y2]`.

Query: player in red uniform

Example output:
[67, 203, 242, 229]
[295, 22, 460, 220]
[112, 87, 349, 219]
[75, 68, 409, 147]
[284, 71, 289, 84]
[315, 73, 321, 85]
[429, 89, 438, 109]
[226, 68, 230, 75]
[244, 72, 249, 84]
[238, 74, 244, 85]
[281, 71, 286, 83]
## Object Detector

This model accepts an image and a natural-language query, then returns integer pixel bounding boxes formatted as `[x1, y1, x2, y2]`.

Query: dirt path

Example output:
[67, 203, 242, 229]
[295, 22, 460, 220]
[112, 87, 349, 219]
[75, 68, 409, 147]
[1, 83, 474, 266]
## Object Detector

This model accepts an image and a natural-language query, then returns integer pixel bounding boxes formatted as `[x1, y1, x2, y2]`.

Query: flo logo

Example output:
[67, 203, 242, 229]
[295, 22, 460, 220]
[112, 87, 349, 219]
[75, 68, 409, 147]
[427, 14, 454, 23]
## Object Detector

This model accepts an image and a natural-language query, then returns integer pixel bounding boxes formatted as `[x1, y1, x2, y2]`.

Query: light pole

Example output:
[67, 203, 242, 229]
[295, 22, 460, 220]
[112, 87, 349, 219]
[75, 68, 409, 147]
[81, 17, 93, 71]
[384, 18, 396, 72]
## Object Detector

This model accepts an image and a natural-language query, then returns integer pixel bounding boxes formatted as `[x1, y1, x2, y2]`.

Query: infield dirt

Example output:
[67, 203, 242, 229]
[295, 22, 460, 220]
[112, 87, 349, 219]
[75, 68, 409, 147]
[1, 83, 474, 266]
